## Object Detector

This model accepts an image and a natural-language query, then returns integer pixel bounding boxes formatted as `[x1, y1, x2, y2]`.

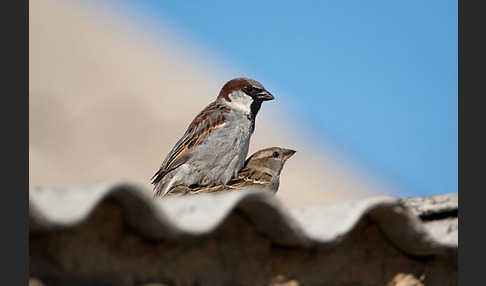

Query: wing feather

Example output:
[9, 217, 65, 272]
[151, 101, 230, 185]
[164, 168, 272, 195]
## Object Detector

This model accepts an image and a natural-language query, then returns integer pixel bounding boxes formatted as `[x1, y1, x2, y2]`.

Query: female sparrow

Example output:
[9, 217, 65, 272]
[167, 147, 296, 195]
[151, 78, 274, 197]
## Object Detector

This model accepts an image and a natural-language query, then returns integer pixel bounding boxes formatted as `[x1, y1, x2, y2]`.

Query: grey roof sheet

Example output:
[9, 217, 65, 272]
[29, 182, 457, 257]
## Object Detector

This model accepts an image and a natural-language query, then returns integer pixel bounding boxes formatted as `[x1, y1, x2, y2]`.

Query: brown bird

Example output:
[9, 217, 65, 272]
[166, 147, 296, 196]
[151, 78, 274, 197]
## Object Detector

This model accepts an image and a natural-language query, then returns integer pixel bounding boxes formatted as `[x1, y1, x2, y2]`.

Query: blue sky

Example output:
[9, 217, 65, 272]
[106, 0, 457, 197]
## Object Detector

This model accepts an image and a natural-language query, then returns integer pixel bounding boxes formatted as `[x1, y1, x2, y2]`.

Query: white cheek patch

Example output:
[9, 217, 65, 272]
[227, 91, 253, 114]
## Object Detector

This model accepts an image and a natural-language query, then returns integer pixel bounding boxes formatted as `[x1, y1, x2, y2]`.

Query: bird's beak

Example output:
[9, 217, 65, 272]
[282, 149, 296, 160]
[256, 90, 274, 101]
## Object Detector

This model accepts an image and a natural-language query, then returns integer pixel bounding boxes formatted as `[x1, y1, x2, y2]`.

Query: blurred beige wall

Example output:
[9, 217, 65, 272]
[29, 0, 391, 206]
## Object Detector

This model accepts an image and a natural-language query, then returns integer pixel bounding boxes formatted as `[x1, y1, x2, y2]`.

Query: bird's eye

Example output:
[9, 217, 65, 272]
[245, 86, 262, 94]
[242, 86, 253, 95]
[272, 151, 279, 158]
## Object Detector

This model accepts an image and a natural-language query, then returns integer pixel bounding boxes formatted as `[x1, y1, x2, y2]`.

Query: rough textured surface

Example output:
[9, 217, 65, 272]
[29, 182, 457, 286]
[400, 193, 458, 218]
[386, 273, 425, 286]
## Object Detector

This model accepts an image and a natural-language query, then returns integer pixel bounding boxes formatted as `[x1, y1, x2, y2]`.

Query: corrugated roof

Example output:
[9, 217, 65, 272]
[29, 182, 457, 285]
[29, 182, 457, 257]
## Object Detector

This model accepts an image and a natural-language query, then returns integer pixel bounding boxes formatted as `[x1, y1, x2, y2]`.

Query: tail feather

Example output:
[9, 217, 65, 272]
[153, 175, 175, 198]
[150, 169, 164, 185]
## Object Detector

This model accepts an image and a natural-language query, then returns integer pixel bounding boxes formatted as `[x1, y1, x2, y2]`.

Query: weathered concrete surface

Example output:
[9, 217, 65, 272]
[29, 183, 457, 286]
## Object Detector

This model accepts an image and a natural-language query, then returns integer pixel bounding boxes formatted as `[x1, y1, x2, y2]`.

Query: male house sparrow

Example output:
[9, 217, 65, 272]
[151, 78, 274, 197]
[167, 147, 296, 195]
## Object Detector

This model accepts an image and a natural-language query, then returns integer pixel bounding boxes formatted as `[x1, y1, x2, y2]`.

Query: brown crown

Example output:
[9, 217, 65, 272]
[217, 78, 252, 102]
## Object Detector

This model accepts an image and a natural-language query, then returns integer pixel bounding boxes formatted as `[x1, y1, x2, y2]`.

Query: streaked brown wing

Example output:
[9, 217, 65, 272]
[231, 167, 273, 185]
[166, 168, 272, 195]
[151, 102, 230, 184]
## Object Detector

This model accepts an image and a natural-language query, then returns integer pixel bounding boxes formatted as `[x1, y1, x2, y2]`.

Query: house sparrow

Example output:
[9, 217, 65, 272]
[167, 147, 296, 195]
[151, 78, 274, 197]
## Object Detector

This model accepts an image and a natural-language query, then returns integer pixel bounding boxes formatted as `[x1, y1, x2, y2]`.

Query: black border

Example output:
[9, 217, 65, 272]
[3, 0, 28, 284]
[459, 0, 484, 284]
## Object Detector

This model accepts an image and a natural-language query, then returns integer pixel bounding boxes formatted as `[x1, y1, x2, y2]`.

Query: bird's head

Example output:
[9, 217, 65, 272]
[244, 147, 296, 177]
[217, 77, 274, 117]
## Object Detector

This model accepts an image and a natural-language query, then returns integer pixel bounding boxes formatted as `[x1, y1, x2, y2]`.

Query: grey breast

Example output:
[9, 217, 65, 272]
[185, 111, 253, 186]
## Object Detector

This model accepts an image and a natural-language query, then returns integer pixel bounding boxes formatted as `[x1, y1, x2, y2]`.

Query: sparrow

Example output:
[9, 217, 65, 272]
[166, 147, 296, 195]
[151, 78, 275, 197]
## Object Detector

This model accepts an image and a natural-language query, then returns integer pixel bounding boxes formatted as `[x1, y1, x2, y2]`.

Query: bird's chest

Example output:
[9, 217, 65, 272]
[194, 116, 252, 162]
[202, 117, 252, 181]
[218, 117, 252, 153]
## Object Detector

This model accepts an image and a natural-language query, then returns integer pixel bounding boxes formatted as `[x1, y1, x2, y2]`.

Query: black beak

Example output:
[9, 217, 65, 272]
[256, 90, 274, 101]
[282, 149, 296, 160]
